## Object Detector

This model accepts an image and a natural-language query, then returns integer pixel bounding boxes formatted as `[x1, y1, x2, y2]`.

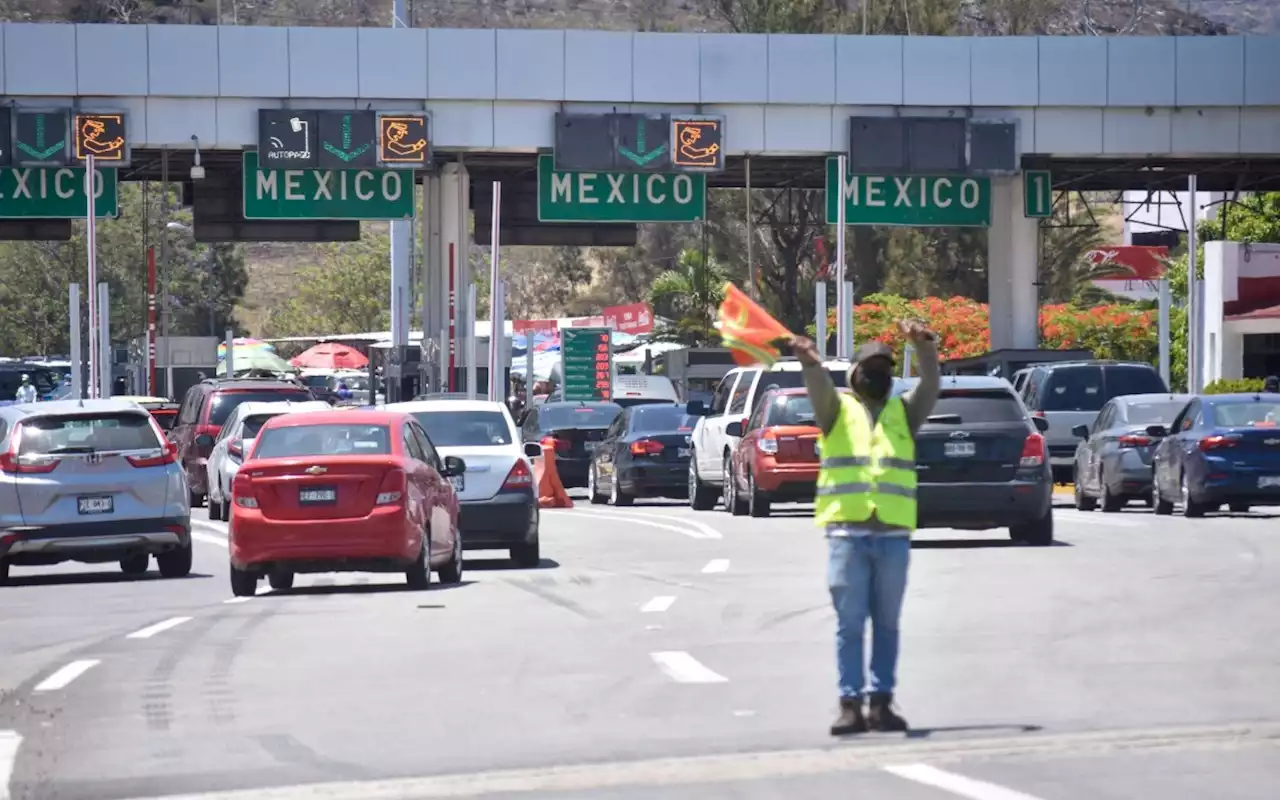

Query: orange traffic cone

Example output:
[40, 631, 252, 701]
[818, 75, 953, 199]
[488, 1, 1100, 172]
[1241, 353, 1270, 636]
[534, 442, 573, 509]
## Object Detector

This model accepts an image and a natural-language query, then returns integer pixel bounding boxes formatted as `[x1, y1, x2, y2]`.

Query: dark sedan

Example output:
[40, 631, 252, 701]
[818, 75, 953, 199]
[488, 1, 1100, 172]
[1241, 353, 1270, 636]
[1152, 393, 1280, 516]
[518, 401, 623, 489]
[587, 403, 696, 505]
[1071, 393, 1192, 512]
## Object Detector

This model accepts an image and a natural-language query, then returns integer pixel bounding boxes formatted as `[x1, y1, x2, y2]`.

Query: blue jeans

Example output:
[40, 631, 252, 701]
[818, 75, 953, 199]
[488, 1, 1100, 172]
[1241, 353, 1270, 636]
[827, 534, 911, 699]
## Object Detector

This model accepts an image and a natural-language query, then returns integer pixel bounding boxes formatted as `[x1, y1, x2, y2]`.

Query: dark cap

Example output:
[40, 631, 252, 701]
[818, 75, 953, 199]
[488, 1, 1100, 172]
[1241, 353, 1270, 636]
[852, 341, 895, 366]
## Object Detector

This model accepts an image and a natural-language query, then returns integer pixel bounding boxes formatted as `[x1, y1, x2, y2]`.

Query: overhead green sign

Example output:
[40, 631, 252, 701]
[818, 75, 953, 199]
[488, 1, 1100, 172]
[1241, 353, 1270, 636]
[824, 157, 991, 227]
[537, 154, 705, 223]
[241, 151, 414, 221]
[560, 327, 613, 403]
[1023, 170, 1053, 219]
[0, 165, 119, 218]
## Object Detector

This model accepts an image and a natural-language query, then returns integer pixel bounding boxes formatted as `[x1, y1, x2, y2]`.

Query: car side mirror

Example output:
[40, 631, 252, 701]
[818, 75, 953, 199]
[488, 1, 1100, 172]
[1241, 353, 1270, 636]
[1145, 424, 1168, 437]
[227, 440, 244, 460]
[1033, 416, 1050, 433]
[443, 455, 466, 477]
[685, 400, 706, 417]
[725, 421, 743, 437]
[1070, 423, 1088, 438]
[195, 434, 215, 449]
[523, 442, 543, 459]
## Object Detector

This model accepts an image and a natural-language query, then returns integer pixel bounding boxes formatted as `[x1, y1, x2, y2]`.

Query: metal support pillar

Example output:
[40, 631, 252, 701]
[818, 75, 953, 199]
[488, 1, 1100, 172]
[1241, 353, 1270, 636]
[98, 282, 111, 396]
[69, 284, 83, 400]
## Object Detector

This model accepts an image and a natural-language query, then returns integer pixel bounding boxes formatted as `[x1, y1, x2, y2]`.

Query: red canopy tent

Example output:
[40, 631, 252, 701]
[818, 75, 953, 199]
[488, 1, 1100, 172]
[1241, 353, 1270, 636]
[290, 342, 369, 371]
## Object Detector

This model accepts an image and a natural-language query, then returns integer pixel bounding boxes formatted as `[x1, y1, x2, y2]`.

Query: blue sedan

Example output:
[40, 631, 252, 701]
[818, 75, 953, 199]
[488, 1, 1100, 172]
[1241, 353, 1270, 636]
[1151, 393, 1280, 516]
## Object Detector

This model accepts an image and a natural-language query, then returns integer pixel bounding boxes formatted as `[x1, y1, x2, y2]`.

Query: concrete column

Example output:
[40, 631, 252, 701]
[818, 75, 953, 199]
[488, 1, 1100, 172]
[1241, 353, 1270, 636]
[987, 176, 1040, 351]
[438, 163, 470, 386]
[420, 173, 442, 391]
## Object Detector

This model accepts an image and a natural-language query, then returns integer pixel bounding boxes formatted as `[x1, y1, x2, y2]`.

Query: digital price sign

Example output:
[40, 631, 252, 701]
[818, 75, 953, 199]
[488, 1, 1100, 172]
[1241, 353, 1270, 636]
[560, 327, 613, 403]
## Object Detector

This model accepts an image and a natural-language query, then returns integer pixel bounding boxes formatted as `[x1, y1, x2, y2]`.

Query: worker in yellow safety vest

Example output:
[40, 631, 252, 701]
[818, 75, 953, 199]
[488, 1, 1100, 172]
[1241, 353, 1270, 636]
[788, 320, 939, 735]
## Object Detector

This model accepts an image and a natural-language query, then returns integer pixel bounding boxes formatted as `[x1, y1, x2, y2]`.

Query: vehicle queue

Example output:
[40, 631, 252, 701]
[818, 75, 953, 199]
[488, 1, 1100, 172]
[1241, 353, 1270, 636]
[1, 359, 1278, 588]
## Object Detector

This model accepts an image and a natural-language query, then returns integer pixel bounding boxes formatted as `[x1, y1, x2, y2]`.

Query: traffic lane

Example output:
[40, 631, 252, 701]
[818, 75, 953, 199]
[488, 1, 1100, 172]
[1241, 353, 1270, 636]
[2, 508, 767, 800]
[0, 533, 234, 698]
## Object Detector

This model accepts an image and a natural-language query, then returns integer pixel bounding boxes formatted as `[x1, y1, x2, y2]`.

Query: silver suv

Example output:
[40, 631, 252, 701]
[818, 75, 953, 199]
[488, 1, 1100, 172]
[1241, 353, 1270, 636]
[0, 400, 192, 583]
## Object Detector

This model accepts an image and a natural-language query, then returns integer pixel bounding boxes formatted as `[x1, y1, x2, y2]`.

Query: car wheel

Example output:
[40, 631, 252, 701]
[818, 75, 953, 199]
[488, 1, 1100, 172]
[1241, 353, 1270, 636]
[747, 471, 772, 518]
[229, 563, 257, 597]
[406, 532, 432, 590]
[1099, 471, 1124, 513]
[1229, 501, 1251, 513]
[1073, 476, 1097, 511]
[438, 533, 464, 584]
[1180, 473, 1207, 518]
[220, 498, 231, 520]
[610, 474, 634, 506]
[1152, 475, 1174, 515]
[724, 460, 746, 516]
[1010, 507, 1054, 546]
[511, 540, 541, 568]
[0, 559, 8, 585]
[207, 493, 222, 521]
[588, 466, 607, 505]
[157, 541, 193, 578]
[687, 454, 718, 511]
[189, 489, 205, 508]
[268, 571, 294, 591]
[120, 553, 149, 575]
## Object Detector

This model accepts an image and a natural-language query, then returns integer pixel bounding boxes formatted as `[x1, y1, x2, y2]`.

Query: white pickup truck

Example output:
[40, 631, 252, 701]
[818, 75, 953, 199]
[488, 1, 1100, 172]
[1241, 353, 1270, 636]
[685, 358, 853, 510]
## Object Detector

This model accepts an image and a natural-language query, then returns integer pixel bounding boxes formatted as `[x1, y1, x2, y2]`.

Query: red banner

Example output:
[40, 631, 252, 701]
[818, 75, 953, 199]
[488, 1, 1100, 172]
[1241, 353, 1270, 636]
[513, 318, 560, 334]
[603, 302, 654, 334]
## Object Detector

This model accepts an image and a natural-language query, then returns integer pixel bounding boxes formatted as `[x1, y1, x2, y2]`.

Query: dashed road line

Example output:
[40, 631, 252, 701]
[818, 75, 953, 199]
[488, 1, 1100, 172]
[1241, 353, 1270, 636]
[884, 764, 1046, 800]
[640, 595, 676, 613]
[582, 508, 725, 540]
[33, 659, 100, 693]
[1054, 510, 1144, 528]
[547, 509, 720, 540]
[126, 616, 194, 640]
[223, 597, 252, 604]
[701, 559, 730, 574]
[0, 729, 20, 800]
[191, 531, 229, 548]
[650, 651, 728, 684]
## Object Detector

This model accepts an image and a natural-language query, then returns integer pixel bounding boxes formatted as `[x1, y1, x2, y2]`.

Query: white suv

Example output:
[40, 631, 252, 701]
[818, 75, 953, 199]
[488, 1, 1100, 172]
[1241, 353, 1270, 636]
[686, 359, 853, 510]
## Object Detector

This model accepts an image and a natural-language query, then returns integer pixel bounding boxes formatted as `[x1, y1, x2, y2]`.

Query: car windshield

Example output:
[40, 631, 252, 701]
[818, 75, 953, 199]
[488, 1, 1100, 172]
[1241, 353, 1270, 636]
[766, 395, 819, 426]
[412, 410, 513, 446]
[929, 390, 1026, 423]
[302, 375, 328, 390]
[540, 403, 623, 429]
[253, 423, 392, 458]
[241, 413, 280, 439]
[18, 412, 161, 455]
[209, 391, 312, 426]
[630, 405, 697, 433]
[331, 375, 370, 391]
[1106, 366, 1167, 397]
[1124, 400, 1187, 425]
[1211, 402, 1280, 428]
[1042, 367, 1104, 412]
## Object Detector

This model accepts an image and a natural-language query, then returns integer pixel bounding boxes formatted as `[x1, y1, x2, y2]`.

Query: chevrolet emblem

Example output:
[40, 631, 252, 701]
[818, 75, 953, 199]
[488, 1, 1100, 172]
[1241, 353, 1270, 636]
[305, 466, 327, 475]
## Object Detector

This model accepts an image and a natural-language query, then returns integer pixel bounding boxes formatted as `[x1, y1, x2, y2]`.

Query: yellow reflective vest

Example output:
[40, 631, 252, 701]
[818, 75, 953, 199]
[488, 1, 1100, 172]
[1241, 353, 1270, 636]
[815, 394, 917, 529]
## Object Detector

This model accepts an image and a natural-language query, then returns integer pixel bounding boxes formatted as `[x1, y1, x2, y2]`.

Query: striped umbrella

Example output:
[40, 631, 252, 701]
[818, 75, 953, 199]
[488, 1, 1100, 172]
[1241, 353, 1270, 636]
[217, 338, 275, 361]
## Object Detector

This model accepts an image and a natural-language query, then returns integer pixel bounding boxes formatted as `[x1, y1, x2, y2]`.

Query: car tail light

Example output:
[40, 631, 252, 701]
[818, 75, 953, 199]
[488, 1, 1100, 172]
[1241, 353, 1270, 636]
[233, 473, 258, 508]
[540, 436, 570, 454]
[630, 439, 665, 457]
[1199, 434, 1241, 451]
[126, 441, 179, 468]
[502, 459, 534, 491]
[1019, 432, 1046, 468]
[0, 424, 58, 474]
[1117, 434, 1151, 448]
[757, 431, 778, 454]
[376, 468, 406, 505]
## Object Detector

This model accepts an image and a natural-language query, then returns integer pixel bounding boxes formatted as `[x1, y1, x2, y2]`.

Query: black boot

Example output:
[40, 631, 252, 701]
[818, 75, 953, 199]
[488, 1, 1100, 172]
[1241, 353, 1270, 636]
[829, 696, 868, 736]
[867, 693, 909, 732]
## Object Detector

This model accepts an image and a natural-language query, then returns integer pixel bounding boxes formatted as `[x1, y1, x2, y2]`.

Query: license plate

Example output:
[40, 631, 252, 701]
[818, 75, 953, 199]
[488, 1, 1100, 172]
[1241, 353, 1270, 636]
[77, 496, 113, 515]
[299, 487, 336, 504]
[678, 447, 691, 458]
[944, 441, 976, 458]
[1260, 476, 1280, 489]
[450, 474, 465, 492]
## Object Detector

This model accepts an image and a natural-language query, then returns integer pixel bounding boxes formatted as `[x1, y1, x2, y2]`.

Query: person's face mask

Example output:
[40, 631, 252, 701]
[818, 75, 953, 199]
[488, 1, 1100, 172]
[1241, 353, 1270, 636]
[853, 362, 892, 401]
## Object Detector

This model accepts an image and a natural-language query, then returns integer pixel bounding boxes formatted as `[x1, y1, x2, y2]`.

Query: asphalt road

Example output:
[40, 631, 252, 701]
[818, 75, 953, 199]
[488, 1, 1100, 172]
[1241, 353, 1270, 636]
[3, 492, 1280, 800]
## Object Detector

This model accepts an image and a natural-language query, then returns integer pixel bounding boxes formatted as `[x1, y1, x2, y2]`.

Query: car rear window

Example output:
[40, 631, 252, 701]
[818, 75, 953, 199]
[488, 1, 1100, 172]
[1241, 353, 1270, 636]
[1105, 366, 1167, 398]
[1124, 400, 1187, 425]
[149, 408, 179, 431]
[412, 410, 513, 447]
[630, 405, 697, 433]
[749, 368, 848, 412]
[253, 423, 392, 458]
[209, 390, 312, 426]
[18, 412, 161, 455]
[540, 403, 623, 429]
[1211, 402, 1280, 428]
[766, 395, 819, 426]
[1041, 367, 1104, 412]
[929, 390, 1027, 423]
[241, 414, 279, 439]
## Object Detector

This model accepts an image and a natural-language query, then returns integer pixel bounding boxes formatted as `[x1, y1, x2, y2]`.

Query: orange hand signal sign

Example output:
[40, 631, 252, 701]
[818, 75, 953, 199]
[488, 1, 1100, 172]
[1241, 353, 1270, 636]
[377, 113, 430, 167]
[671, 117, 724, 171]
[73, 113, 128, 164]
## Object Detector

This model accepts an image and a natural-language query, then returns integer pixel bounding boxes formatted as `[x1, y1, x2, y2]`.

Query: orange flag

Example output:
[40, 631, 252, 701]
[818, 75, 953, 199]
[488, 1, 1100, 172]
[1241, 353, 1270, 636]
[715, 282, 792, 367]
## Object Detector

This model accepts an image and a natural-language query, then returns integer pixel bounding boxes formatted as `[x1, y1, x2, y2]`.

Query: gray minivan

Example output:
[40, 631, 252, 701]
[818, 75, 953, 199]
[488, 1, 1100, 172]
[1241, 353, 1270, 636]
[1020, 361, 1168, 483]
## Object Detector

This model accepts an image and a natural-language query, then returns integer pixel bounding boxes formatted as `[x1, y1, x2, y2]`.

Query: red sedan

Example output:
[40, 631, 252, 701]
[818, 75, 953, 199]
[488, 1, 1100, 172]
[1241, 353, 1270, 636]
[724, 388, 849, 517]
[227, 410, 463, 596]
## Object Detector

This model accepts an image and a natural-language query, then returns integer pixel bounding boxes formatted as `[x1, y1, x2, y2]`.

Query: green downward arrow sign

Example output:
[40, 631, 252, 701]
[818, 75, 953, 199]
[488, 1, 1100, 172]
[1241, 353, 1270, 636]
[323, 142, 372, 163]
[618, 117, 667, 167]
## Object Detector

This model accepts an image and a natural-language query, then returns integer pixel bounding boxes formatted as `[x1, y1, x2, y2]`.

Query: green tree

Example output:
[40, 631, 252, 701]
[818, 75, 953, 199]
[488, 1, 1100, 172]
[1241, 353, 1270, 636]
[648, 249, 727, 345]
[261, 234, 390, 336]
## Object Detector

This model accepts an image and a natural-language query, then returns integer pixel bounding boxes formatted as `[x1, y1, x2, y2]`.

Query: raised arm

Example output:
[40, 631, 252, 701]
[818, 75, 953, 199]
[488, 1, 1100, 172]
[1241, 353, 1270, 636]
[900, 321, 940, 435]
[790, 335, 842, 435]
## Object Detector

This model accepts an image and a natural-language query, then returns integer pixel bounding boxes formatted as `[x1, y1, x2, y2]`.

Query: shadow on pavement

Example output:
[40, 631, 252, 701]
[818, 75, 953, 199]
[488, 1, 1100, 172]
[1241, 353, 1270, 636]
[463, 557, 561, 571]
[911, 539, 1073, 549]
[1, 571, 214, 588]
[905, 723, 1044, 739]
[261, 579, 477, 597]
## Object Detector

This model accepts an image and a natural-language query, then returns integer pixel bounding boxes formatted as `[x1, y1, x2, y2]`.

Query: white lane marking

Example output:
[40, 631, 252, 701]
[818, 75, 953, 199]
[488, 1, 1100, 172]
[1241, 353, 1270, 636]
[33, 659, 100, 692]
[191, 531, 228, 548]
[641, 596, 676, 613]
[223, 597, 252, 604]
[572, 508, 725, 540]
[650, 651, 728, 684]
[701, 559, 730, 574]
[126, 616, 193, 640]
[545, 509, 709, 540]
[1054, 510, 1143, 528]
[0, 729, 20, 800]
[884, 764, 1047, 800]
